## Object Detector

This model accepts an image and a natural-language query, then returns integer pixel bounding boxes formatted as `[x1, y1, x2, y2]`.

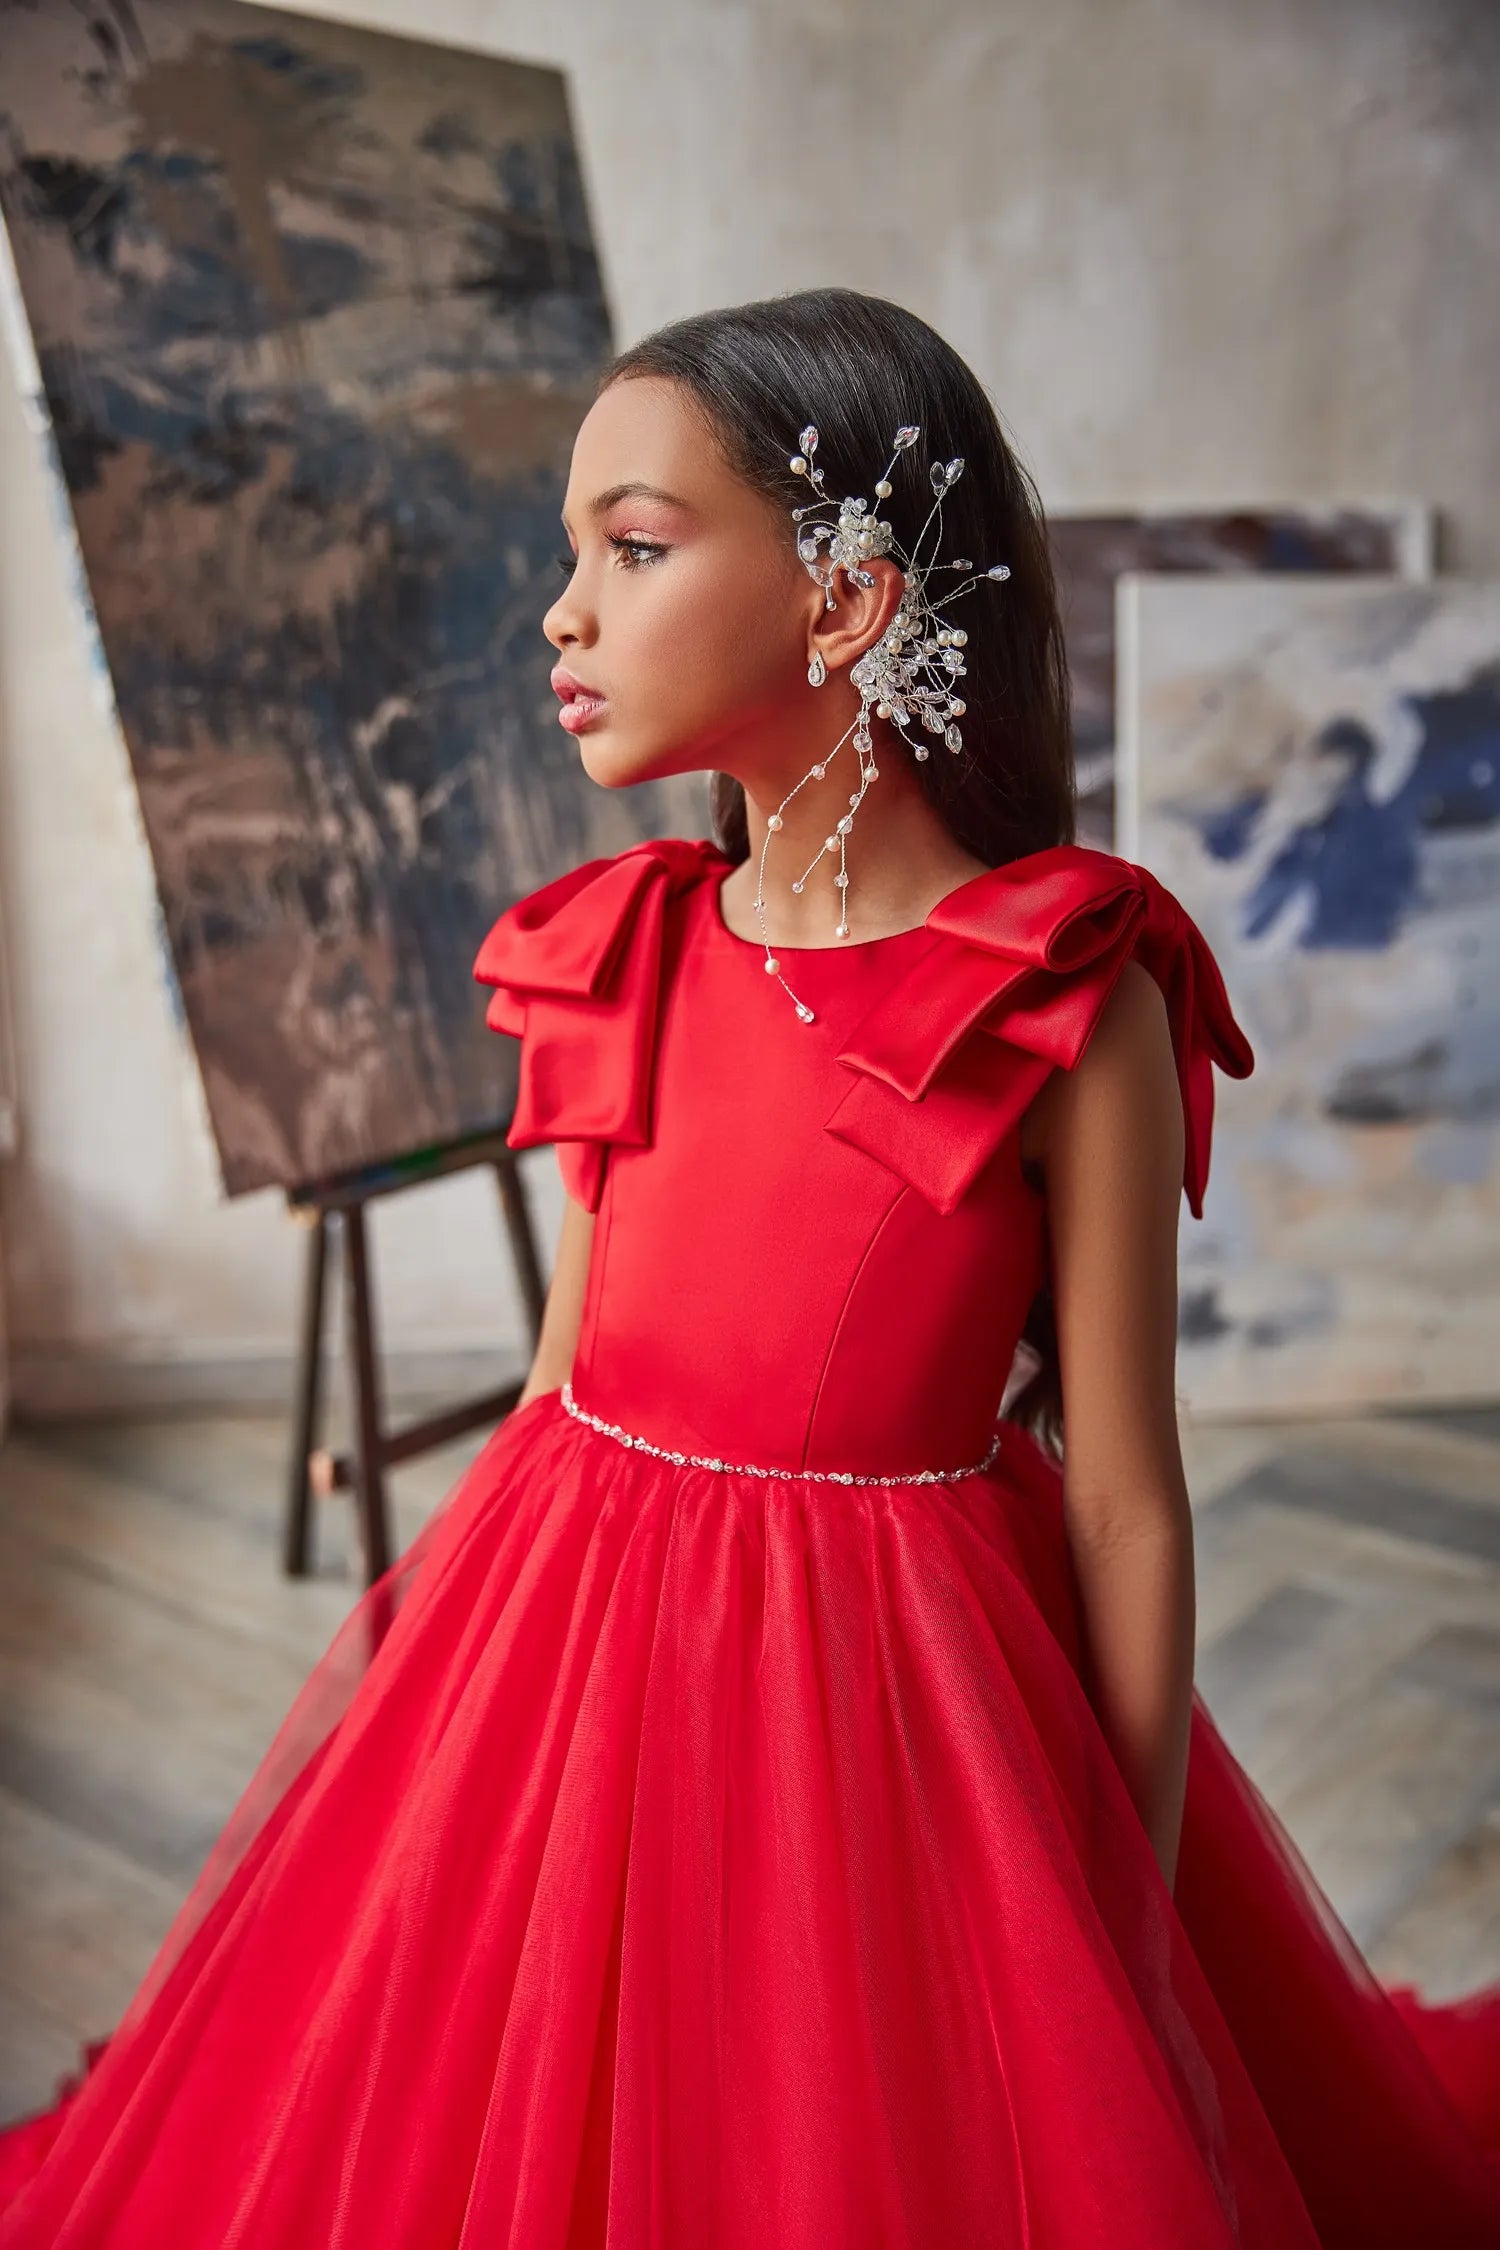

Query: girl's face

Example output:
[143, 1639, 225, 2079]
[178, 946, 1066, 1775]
[543, 375, 893, 792]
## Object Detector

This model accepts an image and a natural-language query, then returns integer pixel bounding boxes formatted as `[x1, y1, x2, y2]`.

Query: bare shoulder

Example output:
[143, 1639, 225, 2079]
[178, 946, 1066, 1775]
[1022, 961, 1177, 1167]
[1078, 958, 1173, 1076]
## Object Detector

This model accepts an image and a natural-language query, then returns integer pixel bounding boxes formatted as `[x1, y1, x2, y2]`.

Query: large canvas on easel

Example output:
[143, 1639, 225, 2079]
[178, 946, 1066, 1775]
[1119, 575, 1500, 1417]
[1050, 509, 1433, 845]
[0, 0, 704, 1195]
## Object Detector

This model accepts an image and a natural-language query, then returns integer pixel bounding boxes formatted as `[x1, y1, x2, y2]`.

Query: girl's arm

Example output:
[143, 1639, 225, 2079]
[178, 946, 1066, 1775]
[514, 1186, 597, 1409]
[1024, 961, 1196, 1891]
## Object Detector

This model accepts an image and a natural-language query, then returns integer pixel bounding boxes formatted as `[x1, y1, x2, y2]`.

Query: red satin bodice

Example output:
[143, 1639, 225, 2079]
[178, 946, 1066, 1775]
[474, 836, 1252, 1477]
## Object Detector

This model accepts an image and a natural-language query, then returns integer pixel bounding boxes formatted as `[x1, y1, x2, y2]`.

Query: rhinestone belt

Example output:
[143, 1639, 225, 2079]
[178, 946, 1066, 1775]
[559, 1380, 1003, 1487]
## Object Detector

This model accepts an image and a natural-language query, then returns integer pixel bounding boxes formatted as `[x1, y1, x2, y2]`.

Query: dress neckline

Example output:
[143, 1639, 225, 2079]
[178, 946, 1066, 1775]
[707, 860, 973, 956]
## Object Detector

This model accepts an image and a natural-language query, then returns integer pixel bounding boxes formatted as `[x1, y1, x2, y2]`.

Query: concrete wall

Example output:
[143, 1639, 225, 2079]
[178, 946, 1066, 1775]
[1, 0, 1495, 1413]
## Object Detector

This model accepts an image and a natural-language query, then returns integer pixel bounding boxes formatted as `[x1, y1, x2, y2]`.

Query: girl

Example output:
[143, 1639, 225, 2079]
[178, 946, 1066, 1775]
[2, 287, 1497, 2246]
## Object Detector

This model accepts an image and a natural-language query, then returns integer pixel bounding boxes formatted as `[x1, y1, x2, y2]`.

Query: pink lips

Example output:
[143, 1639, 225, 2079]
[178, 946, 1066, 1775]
[551, 666, 608, 733]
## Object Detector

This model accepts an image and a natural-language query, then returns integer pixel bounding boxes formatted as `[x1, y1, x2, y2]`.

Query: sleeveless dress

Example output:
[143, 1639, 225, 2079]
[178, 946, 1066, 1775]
[1, 836, 1497, 2248]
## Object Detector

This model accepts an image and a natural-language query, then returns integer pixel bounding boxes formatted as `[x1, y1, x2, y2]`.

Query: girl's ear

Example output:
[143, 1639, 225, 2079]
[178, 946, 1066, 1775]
[806, 555, 906, 680]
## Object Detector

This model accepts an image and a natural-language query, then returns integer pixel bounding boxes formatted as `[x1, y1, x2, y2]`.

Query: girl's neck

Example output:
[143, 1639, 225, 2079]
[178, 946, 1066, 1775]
[720, 764, 990, 947]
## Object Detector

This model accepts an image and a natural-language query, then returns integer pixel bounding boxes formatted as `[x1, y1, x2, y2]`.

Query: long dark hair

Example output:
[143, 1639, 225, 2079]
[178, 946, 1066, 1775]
[599, 287, 1074, 1452]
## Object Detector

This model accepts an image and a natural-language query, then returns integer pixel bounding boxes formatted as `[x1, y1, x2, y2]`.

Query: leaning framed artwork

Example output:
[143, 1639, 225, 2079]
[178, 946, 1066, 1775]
[1119, 574, 1500, 1417]
[0, 0, 705, 1194]
[1050, 508, 1433, 845]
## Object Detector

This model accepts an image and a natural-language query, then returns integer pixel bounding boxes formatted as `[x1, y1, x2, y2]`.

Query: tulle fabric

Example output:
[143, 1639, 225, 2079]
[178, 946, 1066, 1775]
[2, 1389, 1496, 2246]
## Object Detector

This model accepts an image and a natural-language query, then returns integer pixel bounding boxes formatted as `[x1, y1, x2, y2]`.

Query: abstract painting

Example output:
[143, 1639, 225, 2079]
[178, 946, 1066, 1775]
[0, 0, 705, 1195]
[1050, 509, 1433, 846]
[1119, 576, 1500, 1417]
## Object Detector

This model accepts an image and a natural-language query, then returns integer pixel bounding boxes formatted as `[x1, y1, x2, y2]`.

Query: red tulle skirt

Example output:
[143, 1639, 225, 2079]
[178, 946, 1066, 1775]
[1, 1389, 1496, 2246]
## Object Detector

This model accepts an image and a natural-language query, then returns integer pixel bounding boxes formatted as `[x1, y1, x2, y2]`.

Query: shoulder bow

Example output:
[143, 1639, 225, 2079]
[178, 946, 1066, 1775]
[824, 844, 1253, 1216]
[474, 836, 728, 1211]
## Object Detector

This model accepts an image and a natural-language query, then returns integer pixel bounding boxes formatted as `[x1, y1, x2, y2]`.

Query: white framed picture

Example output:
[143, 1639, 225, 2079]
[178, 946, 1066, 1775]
[1118, 573, 1499, 1417]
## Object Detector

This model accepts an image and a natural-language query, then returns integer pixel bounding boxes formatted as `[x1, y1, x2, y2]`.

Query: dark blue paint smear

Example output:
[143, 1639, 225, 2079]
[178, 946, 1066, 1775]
[1179, 1288, 1234, 1344]
[17, 155, 131, 267]
[24, 115, 608, 363]
[1258, 526, 1365, 570]
[1198, 678, 1500, 949]
[103, 384, 574, 1066]
[1200, 791, 1267, 863]
[229, 36, 365, 105]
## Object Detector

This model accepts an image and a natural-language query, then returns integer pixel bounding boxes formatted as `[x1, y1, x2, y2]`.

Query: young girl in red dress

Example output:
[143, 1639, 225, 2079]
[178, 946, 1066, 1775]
[2, 287, 1497, 2247]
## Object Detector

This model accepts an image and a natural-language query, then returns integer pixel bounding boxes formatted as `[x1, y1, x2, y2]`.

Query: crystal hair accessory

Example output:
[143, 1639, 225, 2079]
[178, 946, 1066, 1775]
[753, 421, 1012, 1023]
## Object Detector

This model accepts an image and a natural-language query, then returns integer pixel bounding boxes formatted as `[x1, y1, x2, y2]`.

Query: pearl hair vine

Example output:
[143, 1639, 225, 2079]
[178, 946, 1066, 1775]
[752, 420, 1012, 1023]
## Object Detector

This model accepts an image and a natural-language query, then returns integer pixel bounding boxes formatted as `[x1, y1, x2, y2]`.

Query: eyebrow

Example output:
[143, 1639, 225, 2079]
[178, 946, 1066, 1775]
[562, 480, 694, 529]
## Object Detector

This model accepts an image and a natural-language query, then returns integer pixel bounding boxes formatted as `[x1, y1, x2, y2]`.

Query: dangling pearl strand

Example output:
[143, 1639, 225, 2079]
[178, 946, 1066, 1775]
[751, 702, 882, 1023]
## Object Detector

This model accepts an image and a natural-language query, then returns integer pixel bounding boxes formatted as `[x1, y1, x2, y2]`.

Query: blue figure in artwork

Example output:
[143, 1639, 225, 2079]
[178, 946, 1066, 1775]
[1200, 678, 1500, 950]
[1238, 718, 1416, 948]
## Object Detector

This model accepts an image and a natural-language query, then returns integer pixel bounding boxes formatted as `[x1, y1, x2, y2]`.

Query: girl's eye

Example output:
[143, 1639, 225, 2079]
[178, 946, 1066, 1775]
[553, 535, 668, 579]
[606, 532, 667, 569]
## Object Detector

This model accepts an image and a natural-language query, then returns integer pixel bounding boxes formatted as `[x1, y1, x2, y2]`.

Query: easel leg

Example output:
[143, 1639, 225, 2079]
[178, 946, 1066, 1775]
[344, 1202, 392, 1588]
[283, 1209, 329, 1578]
[493, 1151, 548, 1347]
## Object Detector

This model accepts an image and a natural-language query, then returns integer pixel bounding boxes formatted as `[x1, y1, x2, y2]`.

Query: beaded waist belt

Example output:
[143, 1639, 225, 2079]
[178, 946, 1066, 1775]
[559, 1380, 1003, 1487]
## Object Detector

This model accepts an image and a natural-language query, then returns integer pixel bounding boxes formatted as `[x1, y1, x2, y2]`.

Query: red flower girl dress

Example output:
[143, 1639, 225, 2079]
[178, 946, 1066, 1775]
[1, 836, 1497, 2247]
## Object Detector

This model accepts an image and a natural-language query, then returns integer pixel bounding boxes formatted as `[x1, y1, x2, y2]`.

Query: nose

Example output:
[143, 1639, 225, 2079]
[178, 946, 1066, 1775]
[543, 569, 591, 653]
[541, 585, 584, 648]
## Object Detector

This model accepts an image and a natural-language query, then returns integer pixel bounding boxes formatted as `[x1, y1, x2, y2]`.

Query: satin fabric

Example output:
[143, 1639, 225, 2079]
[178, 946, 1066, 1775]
[2, 838, 1496, 2246]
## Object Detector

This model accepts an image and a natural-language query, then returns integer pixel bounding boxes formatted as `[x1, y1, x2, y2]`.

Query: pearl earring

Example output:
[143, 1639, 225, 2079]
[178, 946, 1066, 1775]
[807, 650, 827, 688]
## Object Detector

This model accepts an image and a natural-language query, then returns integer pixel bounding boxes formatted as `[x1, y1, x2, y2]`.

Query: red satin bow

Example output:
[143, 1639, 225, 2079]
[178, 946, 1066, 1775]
[476, 837, 1252, 1223]
[825, 845, 1254, 1217]
[473, 837, 725, 1212]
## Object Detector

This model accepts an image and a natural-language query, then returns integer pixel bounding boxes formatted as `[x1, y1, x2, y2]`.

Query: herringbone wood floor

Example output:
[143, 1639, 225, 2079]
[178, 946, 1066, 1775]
[1, 1398, 1497, 2124]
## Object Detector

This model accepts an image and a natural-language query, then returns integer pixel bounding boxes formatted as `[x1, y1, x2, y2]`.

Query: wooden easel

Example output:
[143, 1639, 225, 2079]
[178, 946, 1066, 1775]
[281, 1128, 549, 1588]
